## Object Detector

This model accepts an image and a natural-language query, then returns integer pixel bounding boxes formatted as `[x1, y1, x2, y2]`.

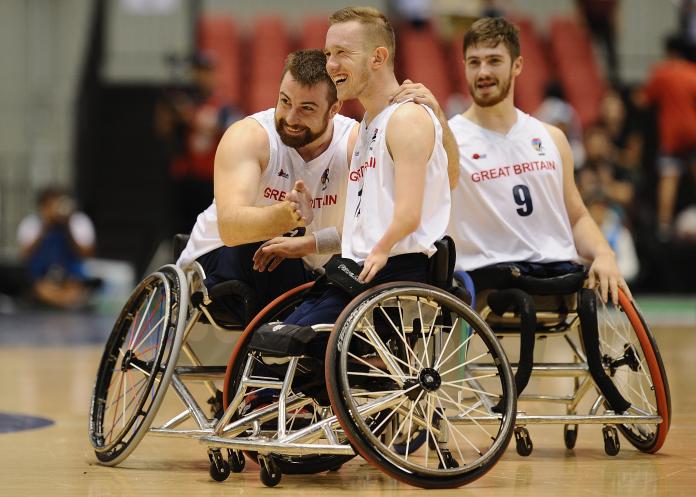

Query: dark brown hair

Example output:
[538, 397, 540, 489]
[463, 17, 520, 60]
[280, 49, 338, 105]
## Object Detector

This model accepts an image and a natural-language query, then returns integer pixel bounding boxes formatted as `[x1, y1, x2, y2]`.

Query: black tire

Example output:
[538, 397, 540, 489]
[595, 289, 671, 453]
[564, 424, 578, 450]
[209, 450, 231, 481]
[259, 457, 282, 487]
[514, 427, 533, 456]
[602, 426, 620, 456]
[326, 282, 516, 489]
[89, 265, 188, 465]
[222, 283, 355, 475]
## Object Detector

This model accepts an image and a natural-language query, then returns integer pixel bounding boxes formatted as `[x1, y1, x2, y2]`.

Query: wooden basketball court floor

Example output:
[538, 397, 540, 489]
[0, 305, 694, 497]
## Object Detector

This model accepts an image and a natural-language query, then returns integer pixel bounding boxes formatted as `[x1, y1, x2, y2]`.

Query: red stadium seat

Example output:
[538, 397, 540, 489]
[197, 16, 243, 108]
[299, 15, 330, 50]
[549, 17, 606, 128]
[397, 25, 452, 105]
[511, 16, 552, 114]
[248, 15, 292, 113]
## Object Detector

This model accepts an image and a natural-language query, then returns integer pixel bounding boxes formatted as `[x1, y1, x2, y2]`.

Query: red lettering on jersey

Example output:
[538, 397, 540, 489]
[263, 188, 288, 201]
[471, 172, 481, 182]
[349, 156, 377, 182]
[325, 194, 337, 206]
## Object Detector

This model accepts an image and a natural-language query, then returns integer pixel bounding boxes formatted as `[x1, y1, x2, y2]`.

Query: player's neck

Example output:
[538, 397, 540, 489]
[464, 99, 518, 134]
[295, 120, 334, 163]
[359, 72, 400, 126]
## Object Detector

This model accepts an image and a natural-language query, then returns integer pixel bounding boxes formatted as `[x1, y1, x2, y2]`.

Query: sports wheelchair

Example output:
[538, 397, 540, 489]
[88, 237, 518, 488]
[455, 262, 671, 457]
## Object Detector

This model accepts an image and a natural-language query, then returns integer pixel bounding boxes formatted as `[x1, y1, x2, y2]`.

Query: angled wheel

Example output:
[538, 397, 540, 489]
[222, 282, 355, 474]
[326, 282, 516, 489]
[89, 264, 188, 465]
[595, 289, 671, 453]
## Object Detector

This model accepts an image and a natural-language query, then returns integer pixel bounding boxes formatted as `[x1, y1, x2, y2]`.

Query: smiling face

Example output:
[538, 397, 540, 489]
[274, 72, 334, 148]
[464, 43, 521, 108]
[324, 21, 372, 101]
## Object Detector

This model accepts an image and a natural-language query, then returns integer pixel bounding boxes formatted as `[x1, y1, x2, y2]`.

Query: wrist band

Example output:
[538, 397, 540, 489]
[314, 227, 341, 254]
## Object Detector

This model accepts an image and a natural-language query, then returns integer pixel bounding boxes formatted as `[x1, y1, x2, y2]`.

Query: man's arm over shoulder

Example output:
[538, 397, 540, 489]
[214, 118, 305, 246]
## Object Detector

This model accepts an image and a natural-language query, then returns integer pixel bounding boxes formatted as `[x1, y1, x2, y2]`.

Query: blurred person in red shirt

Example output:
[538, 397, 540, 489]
[640, 35, 696, 238]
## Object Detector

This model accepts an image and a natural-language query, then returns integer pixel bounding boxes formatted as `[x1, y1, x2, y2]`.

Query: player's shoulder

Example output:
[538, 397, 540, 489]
[219, 115, 269, 150]
[388, 102, 434, 132]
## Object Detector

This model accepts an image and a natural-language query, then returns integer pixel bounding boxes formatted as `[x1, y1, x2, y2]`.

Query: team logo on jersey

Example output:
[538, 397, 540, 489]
[531, 138, 545, 155]
[277, 168, 289, 179]
[472, 153, 487, 160]
[320, 167, 330, 191]
[368, 128, 379, 151]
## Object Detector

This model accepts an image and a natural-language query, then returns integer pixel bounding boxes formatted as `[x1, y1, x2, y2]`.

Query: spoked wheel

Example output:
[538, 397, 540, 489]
[222, 283, 355, 474]
[595, 288, 671, 453]
[89, 264, 188, 465]
[326, 282, 516, 489]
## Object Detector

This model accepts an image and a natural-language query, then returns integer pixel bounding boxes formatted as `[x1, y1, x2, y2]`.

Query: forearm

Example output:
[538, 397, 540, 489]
[572, 214, 615, 261]
[218, 202, 300, 246]
[441, 122, 460, 189]
[373, 210, 420, 256]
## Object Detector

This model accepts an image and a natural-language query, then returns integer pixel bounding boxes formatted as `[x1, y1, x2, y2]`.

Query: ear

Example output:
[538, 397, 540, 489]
[512, 55, 523, 77]
[372, 46, 389, 69]
[329, 100, 342, 118]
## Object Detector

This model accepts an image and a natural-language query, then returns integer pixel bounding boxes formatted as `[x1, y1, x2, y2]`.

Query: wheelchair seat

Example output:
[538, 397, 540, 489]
[469, 261, 587, 296]
[173, 233, 260, 328]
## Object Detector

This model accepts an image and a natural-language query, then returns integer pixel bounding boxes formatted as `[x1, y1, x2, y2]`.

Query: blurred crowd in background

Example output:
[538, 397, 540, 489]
[1, 0, 695, 311]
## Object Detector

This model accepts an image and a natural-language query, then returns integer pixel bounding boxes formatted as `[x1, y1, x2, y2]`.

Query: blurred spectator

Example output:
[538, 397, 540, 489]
[387, 0, 432, 28]
[576, 0, 620, 84]
[598, 87, 644, 175]
[16, 188, 99, 309]
[639, 35, 696, 239]
[586, 192, 639, 283]
[674, 204, 696, 241]
[155, 52, 241, 234]
[535, 81, 585, 166]
[674, 0, 696, 58]
[577, 125, 635, 213]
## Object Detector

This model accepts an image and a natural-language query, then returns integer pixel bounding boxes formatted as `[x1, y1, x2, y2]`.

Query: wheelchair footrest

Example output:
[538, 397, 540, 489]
[249, 323, 317, 357]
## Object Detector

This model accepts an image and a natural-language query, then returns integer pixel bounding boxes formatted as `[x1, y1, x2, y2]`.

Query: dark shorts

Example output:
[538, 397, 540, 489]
[284, 253, 429, 327]
[197, 242, 311, 311]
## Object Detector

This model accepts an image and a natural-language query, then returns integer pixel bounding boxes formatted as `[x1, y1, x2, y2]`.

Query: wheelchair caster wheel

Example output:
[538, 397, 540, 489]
[437, 449, 460, 469]
[514, 427, 533, 456]
[259, 456, 281, 487]
[602, 426, 620, 456]
[208, 449, 231, 482]
[228, 449, 245, 473]
[564, 424, 578, 449]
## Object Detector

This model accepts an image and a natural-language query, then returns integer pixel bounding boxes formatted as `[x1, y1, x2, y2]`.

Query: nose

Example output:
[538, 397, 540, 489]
[326, 55, 338, 75]
[285, 107, 301, 126]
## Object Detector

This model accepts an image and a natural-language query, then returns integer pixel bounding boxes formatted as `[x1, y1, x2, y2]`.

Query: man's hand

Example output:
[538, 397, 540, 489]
[287, 180, 314, 227]
[587, 252, 633, 305]
[252, 235, 316, 272]
[358, 247, 389, 284]
[390, 79, 444, 120]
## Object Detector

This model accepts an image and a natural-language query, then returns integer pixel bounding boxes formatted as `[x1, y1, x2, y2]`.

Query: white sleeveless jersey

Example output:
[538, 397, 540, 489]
[342, 102, 451, 262]
[447, 109, 578, 272]
[177, 108, 355, 270]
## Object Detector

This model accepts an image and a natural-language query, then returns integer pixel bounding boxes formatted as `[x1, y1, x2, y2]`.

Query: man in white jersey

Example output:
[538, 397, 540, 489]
[176, 50, 358, 313]
[423, 17, 628, 304]
[280, 6, 455, 326]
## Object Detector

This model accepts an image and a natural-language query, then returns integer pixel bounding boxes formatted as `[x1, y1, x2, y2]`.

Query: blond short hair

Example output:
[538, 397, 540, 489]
[329, 7, 395, 66]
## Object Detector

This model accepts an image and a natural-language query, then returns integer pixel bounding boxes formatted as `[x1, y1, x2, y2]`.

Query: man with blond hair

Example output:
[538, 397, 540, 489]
[278, 7, 456, 326]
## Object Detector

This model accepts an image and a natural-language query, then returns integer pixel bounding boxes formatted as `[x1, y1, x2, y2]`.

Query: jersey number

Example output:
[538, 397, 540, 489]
[513, 185, 533, 216]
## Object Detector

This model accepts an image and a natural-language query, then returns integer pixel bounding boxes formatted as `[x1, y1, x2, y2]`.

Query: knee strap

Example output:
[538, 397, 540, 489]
[488, 289, 537, 397]
[577, 289, 631, 413]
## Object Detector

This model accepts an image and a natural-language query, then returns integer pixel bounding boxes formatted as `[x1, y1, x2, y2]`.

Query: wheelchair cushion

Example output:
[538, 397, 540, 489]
[428, 236, 456, 289]
[470, 261, 586, 296]
[192, 279, 259, 328]
[249, 323, 318, 357]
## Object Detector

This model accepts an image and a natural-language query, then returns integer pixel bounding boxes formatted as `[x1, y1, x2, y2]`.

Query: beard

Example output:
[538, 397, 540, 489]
[275, 113, 330, 148]
[468, 73, 513, 107]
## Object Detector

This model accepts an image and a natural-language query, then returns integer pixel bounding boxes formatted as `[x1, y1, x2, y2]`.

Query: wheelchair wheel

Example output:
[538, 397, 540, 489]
[89, 264, 188, 465]
[326, 282, 516, 489]
[596, 288, 671, 453]
[222, 283, 355, 474]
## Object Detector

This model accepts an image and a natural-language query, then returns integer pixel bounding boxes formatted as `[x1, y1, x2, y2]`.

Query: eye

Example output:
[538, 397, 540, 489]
[302, 106, 315, 112]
